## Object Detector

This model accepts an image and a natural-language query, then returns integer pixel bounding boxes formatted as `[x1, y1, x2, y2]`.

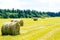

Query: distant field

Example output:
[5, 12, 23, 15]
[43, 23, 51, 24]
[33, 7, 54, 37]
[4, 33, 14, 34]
[0, 17, 60, 40]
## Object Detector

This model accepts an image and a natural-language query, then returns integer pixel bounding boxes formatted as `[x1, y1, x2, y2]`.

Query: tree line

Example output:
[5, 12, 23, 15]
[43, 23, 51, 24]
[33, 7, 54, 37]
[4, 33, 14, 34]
[0, 8, 60, 18]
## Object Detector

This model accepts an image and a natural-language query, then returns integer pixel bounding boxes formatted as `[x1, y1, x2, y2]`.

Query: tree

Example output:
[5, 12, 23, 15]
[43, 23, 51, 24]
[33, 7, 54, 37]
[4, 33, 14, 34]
[2, 11, 8, 18]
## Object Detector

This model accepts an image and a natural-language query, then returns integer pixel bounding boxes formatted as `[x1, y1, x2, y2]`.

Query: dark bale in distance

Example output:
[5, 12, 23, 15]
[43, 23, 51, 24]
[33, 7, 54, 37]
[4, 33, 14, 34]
[33, 17, 38, 21]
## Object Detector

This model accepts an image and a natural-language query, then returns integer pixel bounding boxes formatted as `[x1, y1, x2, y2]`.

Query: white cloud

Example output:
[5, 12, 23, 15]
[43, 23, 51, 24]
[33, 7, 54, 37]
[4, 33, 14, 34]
[0, 0, 60, 12]
[18, 0, 49, 12]
[36, 0, 49, 3]
[48, 0, 60, 12]
[0, 0, 22, 9]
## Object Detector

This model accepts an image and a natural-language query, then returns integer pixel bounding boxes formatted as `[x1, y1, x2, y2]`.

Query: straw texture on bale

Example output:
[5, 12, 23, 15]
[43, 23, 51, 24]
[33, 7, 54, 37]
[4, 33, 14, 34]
[11, 19, 23, 26]
[1, 22, 20, 35]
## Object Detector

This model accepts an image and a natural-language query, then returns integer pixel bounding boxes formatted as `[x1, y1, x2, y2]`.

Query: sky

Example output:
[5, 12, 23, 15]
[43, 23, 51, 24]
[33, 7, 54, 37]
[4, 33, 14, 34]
[0, 0, 60, 12]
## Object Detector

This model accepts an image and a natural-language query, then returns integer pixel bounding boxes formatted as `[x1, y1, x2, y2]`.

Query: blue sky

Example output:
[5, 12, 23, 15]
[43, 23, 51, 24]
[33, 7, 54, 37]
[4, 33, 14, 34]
[0, 0, 60, 12]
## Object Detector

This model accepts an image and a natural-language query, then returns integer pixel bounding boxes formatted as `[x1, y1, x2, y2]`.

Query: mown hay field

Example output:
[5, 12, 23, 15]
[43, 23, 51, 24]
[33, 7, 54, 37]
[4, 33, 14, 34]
[0, 17, 60, 40]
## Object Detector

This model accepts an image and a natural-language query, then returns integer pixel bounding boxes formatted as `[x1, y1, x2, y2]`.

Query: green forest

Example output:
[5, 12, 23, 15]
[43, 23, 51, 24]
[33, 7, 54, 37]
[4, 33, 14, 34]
[0, 8, 60, 18]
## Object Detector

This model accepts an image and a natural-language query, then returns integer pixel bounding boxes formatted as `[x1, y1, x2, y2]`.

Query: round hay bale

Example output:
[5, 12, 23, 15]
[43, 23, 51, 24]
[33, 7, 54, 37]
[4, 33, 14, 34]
[11, 19, 23, 26]
[33, 17, 38, 21]
[9, 22, 20, 35]
[1, 22, 20, 35]
[19, 20, 23, 26]
[1, 22, 11, 35]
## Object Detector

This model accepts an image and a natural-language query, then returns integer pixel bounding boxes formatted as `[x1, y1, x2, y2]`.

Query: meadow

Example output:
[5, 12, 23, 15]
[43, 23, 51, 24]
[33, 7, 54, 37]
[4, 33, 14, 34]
[0, 17, 60, 40]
